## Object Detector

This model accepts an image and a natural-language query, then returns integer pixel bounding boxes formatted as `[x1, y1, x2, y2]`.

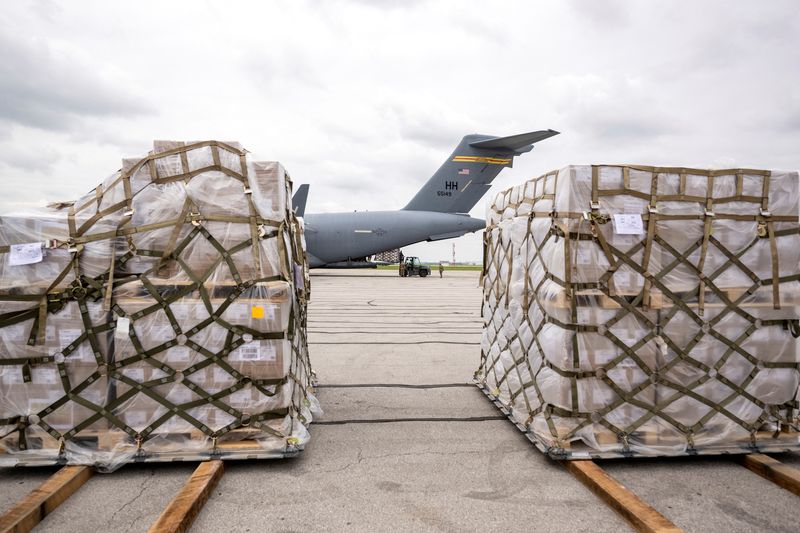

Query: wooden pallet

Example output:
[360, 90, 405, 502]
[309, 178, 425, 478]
[476, 381, 800, 460]
[0, 427, 300, 467]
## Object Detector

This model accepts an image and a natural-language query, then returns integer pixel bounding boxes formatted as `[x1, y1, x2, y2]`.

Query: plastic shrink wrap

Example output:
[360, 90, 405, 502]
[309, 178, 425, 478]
[0, 141, 318, 471]
[477, 165, 800, 458]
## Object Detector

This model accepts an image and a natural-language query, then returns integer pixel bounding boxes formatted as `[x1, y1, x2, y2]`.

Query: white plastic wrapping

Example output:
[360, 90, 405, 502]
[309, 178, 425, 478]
[0, 140, 318, 470]
[478, 165, 800, 458]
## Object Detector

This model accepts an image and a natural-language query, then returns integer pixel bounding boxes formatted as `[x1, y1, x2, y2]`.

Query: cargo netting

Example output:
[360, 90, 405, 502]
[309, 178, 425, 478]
[477, 165, 800, 459]
[0, 140, 318, 471]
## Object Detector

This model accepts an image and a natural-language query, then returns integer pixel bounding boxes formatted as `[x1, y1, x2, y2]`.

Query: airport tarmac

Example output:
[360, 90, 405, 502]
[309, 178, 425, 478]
[1, 269, 798, 532]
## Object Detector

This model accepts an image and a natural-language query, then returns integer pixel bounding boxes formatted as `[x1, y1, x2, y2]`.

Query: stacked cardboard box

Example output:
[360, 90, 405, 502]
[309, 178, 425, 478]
[0, 140, 317, 470]
[478, 165, 800, 458]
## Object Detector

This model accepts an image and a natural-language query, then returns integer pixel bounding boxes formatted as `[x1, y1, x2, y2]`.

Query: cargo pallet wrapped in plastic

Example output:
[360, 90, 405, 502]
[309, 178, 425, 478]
[476, 165, 800, 459]
[0, 140, 318, 471]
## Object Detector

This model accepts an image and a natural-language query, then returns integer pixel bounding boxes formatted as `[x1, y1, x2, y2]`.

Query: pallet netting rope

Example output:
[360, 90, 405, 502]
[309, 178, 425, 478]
[478, 166, 800, 455]
[0, 141, 313, 456]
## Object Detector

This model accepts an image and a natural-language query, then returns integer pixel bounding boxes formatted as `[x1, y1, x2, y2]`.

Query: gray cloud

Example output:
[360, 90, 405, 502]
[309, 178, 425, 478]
[0, 0, 797, 262]
[0, 31, 151, 132]
[0, 142, 59, 172]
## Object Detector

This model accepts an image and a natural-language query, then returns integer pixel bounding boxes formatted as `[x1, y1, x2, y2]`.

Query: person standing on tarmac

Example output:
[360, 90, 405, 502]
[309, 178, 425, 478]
[398, 250, 405, 277]
[438, 262, 444, 278]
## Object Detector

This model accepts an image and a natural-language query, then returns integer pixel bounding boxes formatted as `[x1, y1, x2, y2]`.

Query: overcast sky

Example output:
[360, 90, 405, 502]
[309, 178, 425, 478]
[1, 0, 798, 262]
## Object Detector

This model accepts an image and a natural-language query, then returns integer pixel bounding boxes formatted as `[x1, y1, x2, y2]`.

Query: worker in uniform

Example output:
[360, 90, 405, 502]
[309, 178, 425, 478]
[398, 250, 405, 277]
[439, 262, 444, 278]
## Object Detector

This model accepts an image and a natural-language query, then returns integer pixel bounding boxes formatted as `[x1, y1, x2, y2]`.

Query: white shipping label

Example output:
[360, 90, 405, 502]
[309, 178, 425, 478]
[612, 214, 644, 235]
[115, 317, 131, 340]
[9, 243, 43, 266]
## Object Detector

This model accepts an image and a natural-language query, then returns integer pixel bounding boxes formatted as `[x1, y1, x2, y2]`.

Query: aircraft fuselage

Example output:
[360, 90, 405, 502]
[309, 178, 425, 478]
[303, 210, 484, 267]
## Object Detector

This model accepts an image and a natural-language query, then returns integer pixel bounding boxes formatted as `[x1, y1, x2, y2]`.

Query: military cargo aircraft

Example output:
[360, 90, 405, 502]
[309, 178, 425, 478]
[293, 129, 559, 268]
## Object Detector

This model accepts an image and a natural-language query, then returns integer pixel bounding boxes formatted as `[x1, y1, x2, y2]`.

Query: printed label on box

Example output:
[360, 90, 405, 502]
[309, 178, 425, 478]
[236, 344, 261, 361]
[168, 346, 191, 363]
[125, 368, 145, 382]
[167, 386, 193, 404]
[9, 243, 43, 266]
[612, 214, 644, 235]
[262, 343, 277, 362]
[226, 304, 249, 320]
[59, 328, 83, 347]
[3, 325, 25, 340]
[46, 325, 58, 344]
[124, 411, 148, 427]
[0, 368, 24, 384]
[72, 345, 94, 362]
[623, 198, 643, 214]
[251, 306, 265, 319]
[82, 390, 104, 405]
[151, 325, 174, 343]
[616, 358, 640, 370]
[32, 367, 59, 384]
[171, 305, 190, 321]
[229, 388, 252, 405]
[214, 367, 232, 383]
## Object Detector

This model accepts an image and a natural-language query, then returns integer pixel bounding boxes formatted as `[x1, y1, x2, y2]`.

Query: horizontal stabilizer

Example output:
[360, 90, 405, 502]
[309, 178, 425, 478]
[469, 129, 560, 152]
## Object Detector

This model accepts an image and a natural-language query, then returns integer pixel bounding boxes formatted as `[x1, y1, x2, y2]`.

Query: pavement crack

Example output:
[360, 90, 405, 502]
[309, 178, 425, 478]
[106, 470, 154, 531]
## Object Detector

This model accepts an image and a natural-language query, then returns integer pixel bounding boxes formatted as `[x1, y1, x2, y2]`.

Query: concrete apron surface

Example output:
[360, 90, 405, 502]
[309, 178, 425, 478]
[2, 269, 798, 532]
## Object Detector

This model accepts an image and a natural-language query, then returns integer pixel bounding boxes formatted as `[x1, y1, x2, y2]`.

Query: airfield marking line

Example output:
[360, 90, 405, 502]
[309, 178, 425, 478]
[562, 460, 683, 533]
[739, 454, 800, 497]
[148, 460, 224, 533]
[0, 465, 92, 533]
[315, 415, 507, 425]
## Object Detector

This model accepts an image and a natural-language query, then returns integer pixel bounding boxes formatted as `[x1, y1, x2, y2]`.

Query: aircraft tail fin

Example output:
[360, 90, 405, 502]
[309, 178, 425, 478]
[402, 129, 558, 214]
[292, 184, 309, 217]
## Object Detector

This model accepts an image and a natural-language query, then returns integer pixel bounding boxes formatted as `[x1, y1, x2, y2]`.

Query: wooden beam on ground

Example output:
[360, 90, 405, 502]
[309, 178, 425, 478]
[0, 465, 92, 533]
[739, 453, 800, 497]
[563, 460, 683, 533]
[148, 460, 224, 533]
